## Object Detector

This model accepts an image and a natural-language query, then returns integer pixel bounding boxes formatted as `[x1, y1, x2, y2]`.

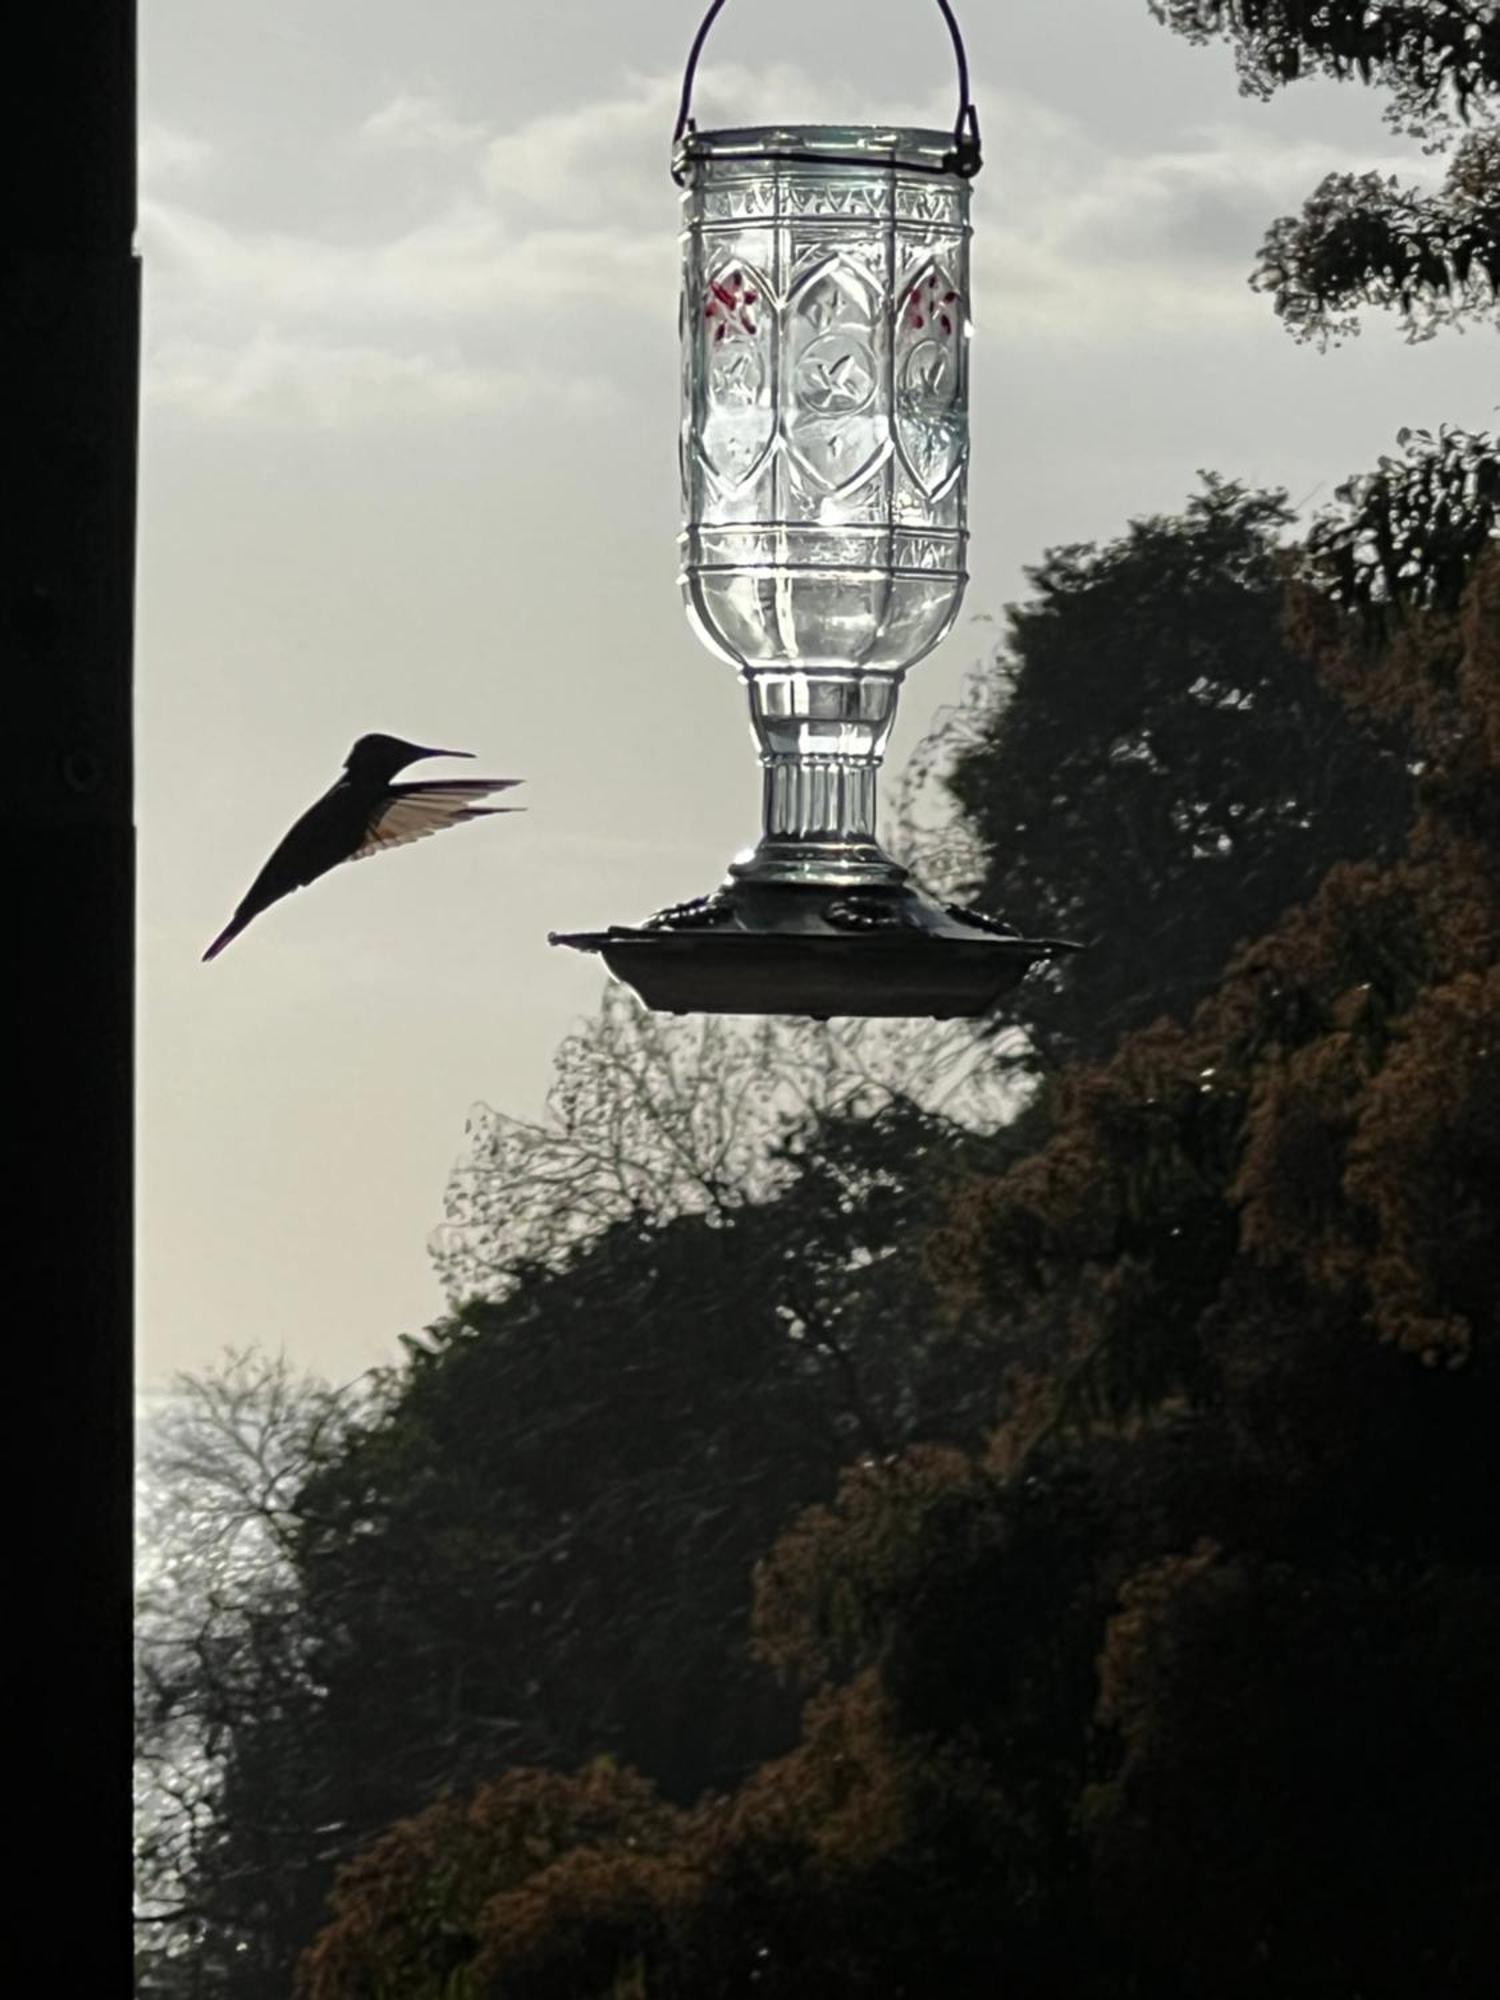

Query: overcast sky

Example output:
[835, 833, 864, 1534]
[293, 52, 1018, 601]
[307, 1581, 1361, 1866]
[137, 0, 1496, 1394]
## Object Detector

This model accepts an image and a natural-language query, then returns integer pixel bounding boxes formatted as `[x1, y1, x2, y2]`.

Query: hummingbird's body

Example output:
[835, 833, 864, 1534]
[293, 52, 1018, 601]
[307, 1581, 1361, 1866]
[203, 734, 521, 961]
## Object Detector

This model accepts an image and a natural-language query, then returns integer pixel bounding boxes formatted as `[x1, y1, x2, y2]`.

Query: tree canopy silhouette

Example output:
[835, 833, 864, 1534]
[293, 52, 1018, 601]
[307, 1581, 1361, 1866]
[939, 475, 1411, 1070]
[1150, 1, 1500, 342]
[137, 374, 1499, 2000]
[297, 538, 1500, 2000]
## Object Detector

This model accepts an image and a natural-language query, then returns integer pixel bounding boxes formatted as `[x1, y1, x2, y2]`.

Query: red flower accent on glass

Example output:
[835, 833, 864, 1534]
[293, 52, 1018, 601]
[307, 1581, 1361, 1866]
[704, 269, 758, 338]
[903, 273, 961, 337]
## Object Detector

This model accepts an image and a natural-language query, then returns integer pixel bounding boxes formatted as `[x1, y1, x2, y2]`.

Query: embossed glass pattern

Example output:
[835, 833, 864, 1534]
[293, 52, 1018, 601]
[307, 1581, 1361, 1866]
[678, 124, 971, 884]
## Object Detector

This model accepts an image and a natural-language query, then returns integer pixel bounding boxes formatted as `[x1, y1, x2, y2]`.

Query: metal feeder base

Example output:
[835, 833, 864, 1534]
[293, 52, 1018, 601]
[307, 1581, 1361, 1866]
[551, 878, 1079, 1021]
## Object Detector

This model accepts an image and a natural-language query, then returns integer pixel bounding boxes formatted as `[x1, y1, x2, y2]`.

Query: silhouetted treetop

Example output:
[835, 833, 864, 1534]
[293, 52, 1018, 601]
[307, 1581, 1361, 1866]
[1304, 423, 1500, 630]
[1258, 131, 1499, 342]
[1152, 1, 1500, 342]
[1151, 1, 1500, 133]
[941, 476, 1412, 1069]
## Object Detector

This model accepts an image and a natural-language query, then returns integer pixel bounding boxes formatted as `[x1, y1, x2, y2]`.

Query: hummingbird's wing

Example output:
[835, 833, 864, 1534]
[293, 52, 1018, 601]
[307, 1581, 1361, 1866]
[350, 778, 523, 861]
[204, 775, 522, 961]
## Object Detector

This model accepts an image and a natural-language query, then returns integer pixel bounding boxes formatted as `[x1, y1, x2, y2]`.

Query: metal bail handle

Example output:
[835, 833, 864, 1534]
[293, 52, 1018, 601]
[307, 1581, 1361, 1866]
[670, 0, 983, 184]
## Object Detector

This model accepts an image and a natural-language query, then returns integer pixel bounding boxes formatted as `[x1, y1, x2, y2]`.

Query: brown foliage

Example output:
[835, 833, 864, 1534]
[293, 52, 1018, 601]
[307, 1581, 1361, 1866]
[937, 550, 1500, 1428]
[297, 1761, 689, 2000]
[750, 1446, 982, 1686]
[1088, 1549, 1500, 1992]
[298, 553, 1500, 1997]
[725, 1670, 911, 1875]
[1344, 965, 1500, 1363]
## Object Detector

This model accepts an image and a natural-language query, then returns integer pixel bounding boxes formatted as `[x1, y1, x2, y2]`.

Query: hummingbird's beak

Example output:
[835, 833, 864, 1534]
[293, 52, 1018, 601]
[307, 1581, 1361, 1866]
[414, 746, 474, 761]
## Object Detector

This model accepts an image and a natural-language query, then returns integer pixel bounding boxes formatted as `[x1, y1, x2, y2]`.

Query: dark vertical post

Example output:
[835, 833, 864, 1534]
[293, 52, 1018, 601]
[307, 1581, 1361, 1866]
[6, 4, 136, 1986]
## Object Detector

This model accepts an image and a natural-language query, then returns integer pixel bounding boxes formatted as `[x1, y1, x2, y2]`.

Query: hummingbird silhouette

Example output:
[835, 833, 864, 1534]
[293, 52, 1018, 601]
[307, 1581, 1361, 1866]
[203, 734, 522, 961]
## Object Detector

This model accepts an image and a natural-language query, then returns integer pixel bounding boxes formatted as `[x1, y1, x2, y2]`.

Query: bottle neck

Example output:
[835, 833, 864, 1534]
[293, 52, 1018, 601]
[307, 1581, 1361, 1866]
[725, 752, 904, 889]
[764, 755, 877, 842]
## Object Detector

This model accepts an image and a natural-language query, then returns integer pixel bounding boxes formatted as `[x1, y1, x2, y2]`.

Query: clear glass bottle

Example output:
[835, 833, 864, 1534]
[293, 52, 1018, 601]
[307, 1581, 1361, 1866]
[677, 124, 971, 886]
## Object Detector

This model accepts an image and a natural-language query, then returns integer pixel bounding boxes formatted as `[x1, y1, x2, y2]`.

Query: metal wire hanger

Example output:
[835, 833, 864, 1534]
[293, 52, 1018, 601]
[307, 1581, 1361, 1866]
[671, 0, 983, 183]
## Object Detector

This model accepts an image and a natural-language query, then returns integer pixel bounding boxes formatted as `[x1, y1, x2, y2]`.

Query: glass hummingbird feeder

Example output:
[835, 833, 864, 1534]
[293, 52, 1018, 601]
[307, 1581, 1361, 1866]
[553, 0, 1078, 1018]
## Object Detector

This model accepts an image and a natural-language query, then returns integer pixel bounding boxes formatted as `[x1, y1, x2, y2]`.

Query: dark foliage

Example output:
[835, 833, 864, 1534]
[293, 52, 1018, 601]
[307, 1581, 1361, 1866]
[1305, 422, 1500, 630]
[944, 477, 1412, 1069]
[1149, 2, 1499, 129]
[1151, 2, 1500, 342]
[147, 1088, 1018, 1994]
[1256, 132, 1499, 343]
[140, 452, 1497, 1994]
[293, 548, 1500, 1999]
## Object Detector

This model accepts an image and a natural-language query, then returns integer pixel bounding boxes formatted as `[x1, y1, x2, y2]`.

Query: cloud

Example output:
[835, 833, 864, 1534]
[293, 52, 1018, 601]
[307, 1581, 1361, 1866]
[139, 65, 1437, 425]
[148, 330, 521, 425]
[140, 192, 671, 363]
[478, 62, 864, 221]
[359, 92, 489, 155]
[139, 121, 215, 187]
[147, 329, 621, 427]
[961, 102, 1424, 341]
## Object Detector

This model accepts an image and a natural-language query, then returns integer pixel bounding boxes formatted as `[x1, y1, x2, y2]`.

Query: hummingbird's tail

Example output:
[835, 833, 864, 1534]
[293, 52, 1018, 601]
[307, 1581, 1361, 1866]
[202, 913, 249, 962]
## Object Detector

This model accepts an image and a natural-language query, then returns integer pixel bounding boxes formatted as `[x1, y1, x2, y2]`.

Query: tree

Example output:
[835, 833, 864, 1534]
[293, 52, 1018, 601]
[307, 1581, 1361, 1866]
[1149, 1, 1500, 342]
[435, 983, 1018, 1300]
[1304, 421, 1500, 630]
[299, 1761, 694, 2000]
[908, 542, 1500, 1990]
[292, 544, 1500, 1998]
[146, 444, 1494, 1991]
[143, 996, 1030, 1996]
[134, 1352, 369, 1994]
[1257, 131, 1499, 343]
[937, 476, 1412, 1070]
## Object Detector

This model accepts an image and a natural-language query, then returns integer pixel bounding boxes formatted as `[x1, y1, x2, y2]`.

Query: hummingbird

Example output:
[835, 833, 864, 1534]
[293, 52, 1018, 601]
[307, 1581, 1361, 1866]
[203, 734, 522, 961]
